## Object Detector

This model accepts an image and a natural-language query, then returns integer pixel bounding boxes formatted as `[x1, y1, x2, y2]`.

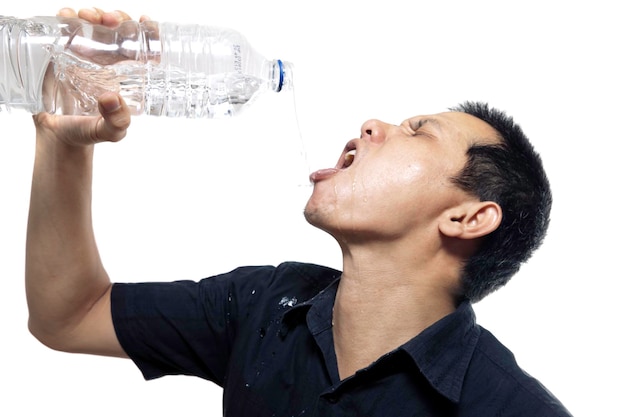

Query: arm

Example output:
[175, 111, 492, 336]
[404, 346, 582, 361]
[25, 6, 147, 358]
[26, 91, 130, 357]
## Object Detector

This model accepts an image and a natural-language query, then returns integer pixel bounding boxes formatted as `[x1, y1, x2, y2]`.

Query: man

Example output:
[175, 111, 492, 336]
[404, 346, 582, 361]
[25, 8, 572, 417]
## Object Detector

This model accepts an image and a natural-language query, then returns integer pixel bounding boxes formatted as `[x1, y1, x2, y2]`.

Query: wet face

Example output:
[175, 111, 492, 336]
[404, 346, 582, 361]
[303, 111, 500, 243]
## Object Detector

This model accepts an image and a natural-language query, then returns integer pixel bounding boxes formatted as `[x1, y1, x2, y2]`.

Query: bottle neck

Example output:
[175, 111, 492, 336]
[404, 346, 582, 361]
[269, 60, 293, 93]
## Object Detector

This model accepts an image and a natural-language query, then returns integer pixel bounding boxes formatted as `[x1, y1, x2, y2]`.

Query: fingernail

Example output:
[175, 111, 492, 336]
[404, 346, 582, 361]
[84, 7, 100, 18]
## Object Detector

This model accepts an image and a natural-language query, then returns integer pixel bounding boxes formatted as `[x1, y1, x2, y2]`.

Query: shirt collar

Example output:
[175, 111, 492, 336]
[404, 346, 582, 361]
[280, 278, 338, 336]
[281, 279, 480, 403]
[400, 300, 480, 403]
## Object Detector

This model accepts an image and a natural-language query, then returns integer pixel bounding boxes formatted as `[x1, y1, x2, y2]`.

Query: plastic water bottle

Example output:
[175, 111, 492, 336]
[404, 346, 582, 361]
[0, 15, 293, 118]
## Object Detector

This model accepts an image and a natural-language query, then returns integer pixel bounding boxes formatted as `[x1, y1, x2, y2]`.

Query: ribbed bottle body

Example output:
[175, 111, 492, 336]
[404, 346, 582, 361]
[0, 16, 59, 113]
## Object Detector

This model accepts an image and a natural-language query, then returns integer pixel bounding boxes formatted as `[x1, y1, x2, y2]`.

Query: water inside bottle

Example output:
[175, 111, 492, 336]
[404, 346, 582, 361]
[52, 50, 265, 118]
[51, 50, 312, 185]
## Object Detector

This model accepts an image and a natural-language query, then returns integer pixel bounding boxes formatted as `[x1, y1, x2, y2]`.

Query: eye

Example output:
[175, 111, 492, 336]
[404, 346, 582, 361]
[405, 119, 426, 135]
[405, 118, 438, 139]
[412, 119, 427, 131]
[401, 118, 437, 137]
[400, 120, 421, 135]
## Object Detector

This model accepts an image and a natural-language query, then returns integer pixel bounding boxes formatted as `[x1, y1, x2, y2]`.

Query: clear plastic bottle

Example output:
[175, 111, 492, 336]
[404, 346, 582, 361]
[0, 15, 293, 118]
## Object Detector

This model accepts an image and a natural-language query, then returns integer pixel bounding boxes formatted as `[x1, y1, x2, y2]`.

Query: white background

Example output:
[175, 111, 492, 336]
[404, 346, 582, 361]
[1, 1, 624, 416]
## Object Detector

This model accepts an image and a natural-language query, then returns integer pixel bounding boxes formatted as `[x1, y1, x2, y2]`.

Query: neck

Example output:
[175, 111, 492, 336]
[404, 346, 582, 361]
[332, 240, 461, 380]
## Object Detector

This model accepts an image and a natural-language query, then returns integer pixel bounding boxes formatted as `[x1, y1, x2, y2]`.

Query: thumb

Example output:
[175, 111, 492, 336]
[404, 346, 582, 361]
[92, 92, 131, 143]
[33, 93, 132, 147]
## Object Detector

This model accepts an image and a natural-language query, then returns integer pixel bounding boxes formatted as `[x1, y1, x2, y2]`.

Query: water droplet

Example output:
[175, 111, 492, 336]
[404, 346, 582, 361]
[279, 296, 297, 307]
[251, 289, 256, 295]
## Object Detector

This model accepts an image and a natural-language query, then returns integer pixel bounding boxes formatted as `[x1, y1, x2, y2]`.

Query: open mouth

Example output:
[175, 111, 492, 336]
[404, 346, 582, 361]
[339, 140, 358, 170]
[342, 149, 356, 168]
[309, 140, 359, 183]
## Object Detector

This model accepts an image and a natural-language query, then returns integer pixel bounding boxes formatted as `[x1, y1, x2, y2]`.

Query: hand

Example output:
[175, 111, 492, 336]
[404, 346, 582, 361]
[33, 91, 131, 147]
[31, 7, 139, 145]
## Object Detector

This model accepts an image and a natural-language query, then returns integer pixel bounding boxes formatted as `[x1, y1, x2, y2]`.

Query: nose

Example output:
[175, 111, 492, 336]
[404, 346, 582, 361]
[360, 119, 389, 144]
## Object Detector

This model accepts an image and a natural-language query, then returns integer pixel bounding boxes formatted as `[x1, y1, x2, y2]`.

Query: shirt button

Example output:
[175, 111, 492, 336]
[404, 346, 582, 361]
[326, 394, 339, 404]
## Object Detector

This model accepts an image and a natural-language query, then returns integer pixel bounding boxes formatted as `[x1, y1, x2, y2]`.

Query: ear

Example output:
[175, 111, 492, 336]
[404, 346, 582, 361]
[439, 201, 502, 239]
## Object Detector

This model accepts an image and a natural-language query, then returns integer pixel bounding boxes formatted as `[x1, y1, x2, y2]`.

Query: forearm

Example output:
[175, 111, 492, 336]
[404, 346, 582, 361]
[25, 136, 111, 349]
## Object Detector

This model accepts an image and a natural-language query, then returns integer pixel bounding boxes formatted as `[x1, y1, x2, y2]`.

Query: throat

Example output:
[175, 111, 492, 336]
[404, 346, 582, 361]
[331, 311, 414, 381]
[330, 281, 457, 380]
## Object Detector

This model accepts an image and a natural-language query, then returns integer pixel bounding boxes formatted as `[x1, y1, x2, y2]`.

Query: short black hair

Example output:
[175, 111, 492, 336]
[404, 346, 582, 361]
[449, 101, 552, 302]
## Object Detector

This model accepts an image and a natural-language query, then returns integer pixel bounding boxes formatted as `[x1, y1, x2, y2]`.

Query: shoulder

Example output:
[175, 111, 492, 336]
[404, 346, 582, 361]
[199, 261, 341, 311]
[276, 261, 342, 286]
[205, 262, 340, 292]
[461, 327, 572, 416]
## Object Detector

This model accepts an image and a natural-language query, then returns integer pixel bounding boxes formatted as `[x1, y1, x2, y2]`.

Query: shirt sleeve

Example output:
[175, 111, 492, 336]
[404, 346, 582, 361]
[110, 265, 277, 385]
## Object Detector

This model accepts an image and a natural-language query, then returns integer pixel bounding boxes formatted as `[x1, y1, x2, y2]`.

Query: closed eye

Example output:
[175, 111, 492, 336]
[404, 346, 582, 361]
[414, 119, 427, 130]
[405, 118, 441, 138]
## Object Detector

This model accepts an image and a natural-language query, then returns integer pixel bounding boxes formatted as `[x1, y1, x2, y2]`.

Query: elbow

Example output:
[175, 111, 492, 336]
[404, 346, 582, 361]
[27, 318, 73, 353]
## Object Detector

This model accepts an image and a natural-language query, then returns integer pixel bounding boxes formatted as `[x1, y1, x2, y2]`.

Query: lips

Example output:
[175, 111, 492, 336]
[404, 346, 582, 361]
[309, 140, 359, 183]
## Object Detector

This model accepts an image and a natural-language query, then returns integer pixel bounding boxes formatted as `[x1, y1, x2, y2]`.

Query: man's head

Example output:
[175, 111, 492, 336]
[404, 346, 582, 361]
[305, 102, 551, 303]
[449, 101, 552, 302]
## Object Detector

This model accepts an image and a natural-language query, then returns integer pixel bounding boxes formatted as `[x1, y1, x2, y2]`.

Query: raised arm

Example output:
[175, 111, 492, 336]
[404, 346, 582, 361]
[25, 89, 130, 357]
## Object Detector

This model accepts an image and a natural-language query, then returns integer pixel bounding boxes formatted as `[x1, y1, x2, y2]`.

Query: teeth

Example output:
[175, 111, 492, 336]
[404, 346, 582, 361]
[344, 149, 356, 167]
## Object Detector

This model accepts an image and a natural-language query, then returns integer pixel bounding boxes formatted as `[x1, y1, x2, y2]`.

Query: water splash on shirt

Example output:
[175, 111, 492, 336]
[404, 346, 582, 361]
[279, 296, 297, 307]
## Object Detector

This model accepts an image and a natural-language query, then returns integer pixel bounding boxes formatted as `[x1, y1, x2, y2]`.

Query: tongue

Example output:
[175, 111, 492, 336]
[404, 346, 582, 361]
[309, 168, 339, 183]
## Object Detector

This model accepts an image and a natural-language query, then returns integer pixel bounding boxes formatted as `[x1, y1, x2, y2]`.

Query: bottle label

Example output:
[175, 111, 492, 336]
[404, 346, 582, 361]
[233, 44, 242, 74]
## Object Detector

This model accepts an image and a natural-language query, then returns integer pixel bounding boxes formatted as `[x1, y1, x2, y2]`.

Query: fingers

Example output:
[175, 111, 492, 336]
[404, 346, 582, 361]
[58, 7, 134, 27]
[76, 7, 106, 24]
[100, 10, 132, 27]
[57, 8, 78, 18]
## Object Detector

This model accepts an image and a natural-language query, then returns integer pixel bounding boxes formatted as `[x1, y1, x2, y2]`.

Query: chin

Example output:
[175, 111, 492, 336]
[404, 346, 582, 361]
[303, 203, 335, 235]
[303, 204, 322, 228]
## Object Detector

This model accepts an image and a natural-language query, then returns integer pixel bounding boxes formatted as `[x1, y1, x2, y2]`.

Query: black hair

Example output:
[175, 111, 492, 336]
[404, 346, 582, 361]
[449, 101, 552, 302]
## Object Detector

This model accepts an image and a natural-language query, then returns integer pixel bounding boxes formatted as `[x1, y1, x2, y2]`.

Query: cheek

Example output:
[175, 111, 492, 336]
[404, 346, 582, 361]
[355, 162, 451, 222]
[303, 158, 442, 229]
[360, 161, 424, 199]
[345, 165, 423, 220]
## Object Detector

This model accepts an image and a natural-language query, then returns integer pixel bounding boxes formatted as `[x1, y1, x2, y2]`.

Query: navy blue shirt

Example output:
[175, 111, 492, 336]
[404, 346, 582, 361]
[111, 262, 572, 416]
